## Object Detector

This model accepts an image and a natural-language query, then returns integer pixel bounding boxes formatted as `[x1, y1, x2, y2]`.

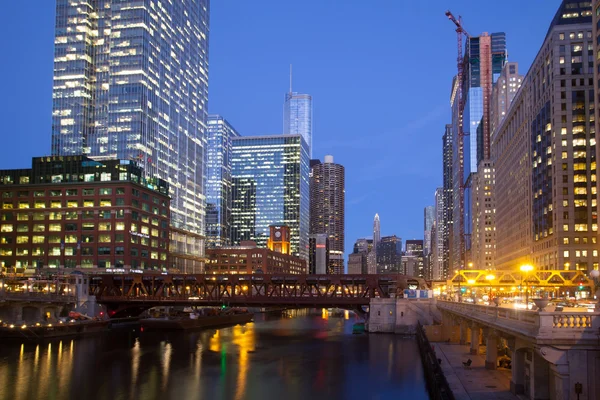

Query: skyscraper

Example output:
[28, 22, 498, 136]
[51, 0, 210, 272]
[230, 135, 310, 262]
[206, 115, 240, 247]
[404, 240, 424, 278]
[432, 188, 445, 280]
[493, 0, 597, 271]
[284, 72, 313, 157]
[373, 214, 381, 250]
[490, 62, 524, 135]
[309, 234, 329, 274]
[377, 236, 402, 274]
[309, 155, 345, 274]
[349, 238, 372, 274]
[442, 124, 454, 279]
[423, 206, 435, 279]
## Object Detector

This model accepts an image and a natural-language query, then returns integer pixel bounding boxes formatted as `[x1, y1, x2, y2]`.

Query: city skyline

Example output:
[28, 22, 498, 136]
[0, 1, 563, 254]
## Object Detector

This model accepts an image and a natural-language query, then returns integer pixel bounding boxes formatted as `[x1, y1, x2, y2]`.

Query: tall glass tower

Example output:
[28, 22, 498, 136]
[50, 0, 210, 272]
[206, 115, 240, 248]
[231, 135, 310, 262]
[284, 92, 313, 157]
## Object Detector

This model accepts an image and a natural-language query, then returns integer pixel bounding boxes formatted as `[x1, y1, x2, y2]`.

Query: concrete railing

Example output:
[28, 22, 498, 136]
[0, 292, 77, 303]
[437, 300, 600, 343]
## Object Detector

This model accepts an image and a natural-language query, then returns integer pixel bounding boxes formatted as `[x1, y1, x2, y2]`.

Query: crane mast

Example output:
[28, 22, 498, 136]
[445, 10, 469, 270]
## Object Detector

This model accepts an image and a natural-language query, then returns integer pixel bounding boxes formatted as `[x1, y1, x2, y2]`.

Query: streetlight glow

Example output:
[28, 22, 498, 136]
[520, 264, 534, 273]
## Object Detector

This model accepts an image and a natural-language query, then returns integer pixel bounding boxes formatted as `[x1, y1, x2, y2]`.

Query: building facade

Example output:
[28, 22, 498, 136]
[206, 115, 240, 247]
[491, 62, 524, 135]
[205, 242, 306, 275]
[376, 235, 402, 274]
[0, 156, 170, 273]
[231, 135, 310, 262]
[405, 240, 424, 278]
[348, 252, 367, 274]
[432, 188, 445, 280]
[309, 234, 329, 274]
[492, 1, 597, 271]
[442, 124, 454, 278]
[349, 238, 372, 274]
[284, 92, 313, 157]
[470, 161, 496, 270]
[309, 155, 345, 274]
[50, 0, 210, 273]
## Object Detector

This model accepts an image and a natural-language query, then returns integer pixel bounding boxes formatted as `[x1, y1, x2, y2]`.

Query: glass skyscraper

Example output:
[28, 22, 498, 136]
[206, 115, 240, 248]
[231, 135, 310, 262]
[50, 0, 210, 272]
[284, 92, 313, 157]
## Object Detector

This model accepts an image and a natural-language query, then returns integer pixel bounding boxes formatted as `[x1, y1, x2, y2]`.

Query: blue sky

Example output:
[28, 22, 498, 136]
[0, 1, 561, 256]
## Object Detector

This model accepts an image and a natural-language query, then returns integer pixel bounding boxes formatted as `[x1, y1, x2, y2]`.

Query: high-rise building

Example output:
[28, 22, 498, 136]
[373, 214, 381, 251]
[490, 62, 524, 135]
[470, 161, 496, 270]
[50, 0, 210, 273]
[349, 238, 372, 274]
[206, 115, 240, 248]
[450, 76, 465, 272]
[405, 240, 424, 278]
[376, 235, 402, 274]
[432, 188, 445, 280]
[309, 234, 329, 274]
[309, 155, 345, 274]
[267, 225, 291, 255]
[593, 0, 600, 252]
[231, 135, 310, 262]
[284, 75, 313, 157]
[493, 1, 597, 271]
[443, 124, 454, 278]
[423, 206, 435, 279]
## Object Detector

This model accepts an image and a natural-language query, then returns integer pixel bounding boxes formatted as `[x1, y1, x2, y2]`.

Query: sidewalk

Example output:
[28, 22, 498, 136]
[433, 342, 518, 400]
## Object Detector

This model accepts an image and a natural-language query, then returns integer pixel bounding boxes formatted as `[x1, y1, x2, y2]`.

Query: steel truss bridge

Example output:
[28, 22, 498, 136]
[446, 269, 594, 288]
[89, 273, 427, 317]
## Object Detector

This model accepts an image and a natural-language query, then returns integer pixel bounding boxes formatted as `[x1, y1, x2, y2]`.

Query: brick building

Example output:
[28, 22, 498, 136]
[0, 156, 170, 273]
[205, 241, 306, 274]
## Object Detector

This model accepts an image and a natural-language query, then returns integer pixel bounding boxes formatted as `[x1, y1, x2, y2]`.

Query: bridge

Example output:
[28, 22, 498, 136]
[87, 273, 428, 316]
[436, 300, 600, 400]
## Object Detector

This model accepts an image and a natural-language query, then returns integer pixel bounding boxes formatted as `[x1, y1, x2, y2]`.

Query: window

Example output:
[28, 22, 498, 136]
[115, 234, 124, 243]
[2, 202, 13, 209]
[115, 247, 125, 255]
[116, 187, 125, 195]
[100, 199, 111, 207]
[32, 236, 45, 244]
[99, 188, 112, 195]
[67, 200, 78, 208]
[16, 236, 29, 244]
[18, 202, 29, 209]
[101, 211, 111, 219]
[49, 212, 62, 220]
[83, 200, 94, 207]
[116, 222, 125, 231]
[48, 235, 61, 243]
[17, 213, 28, 221]
[65, 211, 78, 220]
[99, 234, 111, 243]
[34, 201, 45, 209]
[65, 234, 77, 243]
[116, 198, 125, 206]
[98, 222, 111, 231]
[83, 188, 94, 196]
[82, 223, 95, 231]
[82, 211, 94, 219]
[98, 247, 111, 255]
[64, 223, 77, 231]
[116, 209, 124, 218]
[50, 201, 61, 208]
[130, 248, 138, 257]
[16, 224, 28, 232]
[33, 224, 45, 232]
[82, 235, 94, 243]
[66, 189, 78, 196]
[3, 224, 15, 232]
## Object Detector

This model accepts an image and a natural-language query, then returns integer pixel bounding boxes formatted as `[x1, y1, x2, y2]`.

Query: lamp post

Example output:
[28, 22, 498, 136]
[520, 264, 534, 309]
[485, 274, 495, 304]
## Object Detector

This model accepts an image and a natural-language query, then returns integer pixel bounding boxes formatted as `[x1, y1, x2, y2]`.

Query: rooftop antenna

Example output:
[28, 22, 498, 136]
[289, 64, 293, 93]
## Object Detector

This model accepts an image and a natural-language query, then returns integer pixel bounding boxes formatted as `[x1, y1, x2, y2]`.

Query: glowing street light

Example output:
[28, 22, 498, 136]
[520, 264, 534, 307]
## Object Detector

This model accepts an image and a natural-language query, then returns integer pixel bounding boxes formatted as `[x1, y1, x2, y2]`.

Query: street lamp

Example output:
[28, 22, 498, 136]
[520, 264, 534, 308]
[485, 274, 495, 303]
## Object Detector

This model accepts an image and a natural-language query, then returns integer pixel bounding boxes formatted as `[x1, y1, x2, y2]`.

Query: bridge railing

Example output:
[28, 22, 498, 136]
[436, 300, 600, 341]
[0, 292, 77, 303]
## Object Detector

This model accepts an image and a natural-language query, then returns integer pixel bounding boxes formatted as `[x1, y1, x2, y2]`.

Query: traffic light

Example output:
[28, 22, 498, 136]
[460, 287, 466, 293]
[222, 304, 226, 309]
[578, 282, 584, 290]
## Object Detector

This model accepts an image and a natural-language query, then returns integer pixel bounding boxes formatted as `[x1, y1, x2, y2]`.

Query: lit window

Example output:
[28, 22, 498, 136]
[49, 224, 61, 232]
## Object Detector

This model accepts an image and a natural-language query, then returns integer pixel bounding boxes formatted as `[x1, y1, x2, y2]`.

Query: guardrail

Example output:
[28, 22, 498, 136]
[436, 300, 600, 342]
[0, 292, 77, 303]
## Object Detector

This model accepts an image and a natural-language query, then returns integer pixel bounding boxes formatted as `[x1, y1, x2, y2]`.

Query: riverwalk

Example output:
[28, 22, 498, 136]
[433, 342, 518, 400]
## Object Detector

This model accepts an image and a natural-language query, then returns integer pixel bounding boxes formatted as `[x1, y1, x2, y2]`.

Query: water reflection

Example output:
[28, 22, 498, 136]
[0, 311, 429, 400]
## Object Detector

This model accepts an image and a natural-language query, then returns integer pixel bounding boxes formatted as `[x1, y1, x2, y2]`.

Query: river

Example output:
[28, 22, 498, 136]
[0, 310, 429, 400]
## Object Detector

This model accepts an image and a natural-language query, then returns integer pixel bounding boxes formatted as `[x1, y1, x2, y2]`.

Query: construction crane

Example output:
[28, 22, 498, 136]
[445, 10, 469, 272]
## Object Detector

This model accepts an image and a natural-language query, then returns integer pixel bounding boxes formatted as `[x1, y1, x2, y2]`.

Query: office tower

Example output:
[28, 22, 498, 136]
[373, 214, 381, 251]
[432, 188, 445, 280]
[309, 155, 345, 274]
[470, 162, 496, 269]
[51, 1, 210, 273]
[206, 115, 240, 248]
[349, 238, 372, 274]
[450, 76, 464, 272]
[376, 235, 402, 274]
[405, 240, 424, 278]
[491, 62, 524, 135]
[0, 156, 170, 272]
[231, 135, 310, 262]
[423, 206, 435, 279]
[284, 71, 313, 157]
[442, 125, 453, 278]
[593, 0, 600, 253]
[493, 1, 597, 271]
[309, 234, 329, 274]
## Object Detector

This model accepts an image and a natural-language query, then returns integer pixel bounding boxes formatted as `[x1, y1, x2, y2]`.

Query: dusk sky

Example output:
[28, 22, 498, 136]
[0, 1, 561, 255]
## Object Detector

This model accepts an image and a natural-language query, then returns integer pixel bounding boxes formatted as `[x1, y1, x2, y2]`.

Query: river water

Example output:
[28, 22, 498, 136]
[0, 310, 429, 400]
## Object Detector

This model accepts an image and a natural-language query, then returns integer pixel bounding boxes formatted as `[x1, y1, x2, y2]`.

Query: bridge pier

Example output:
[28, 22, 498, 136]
[459, 320, 468, 345]
[484, 329, 498, 370]
[469, 324, 480, 355]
